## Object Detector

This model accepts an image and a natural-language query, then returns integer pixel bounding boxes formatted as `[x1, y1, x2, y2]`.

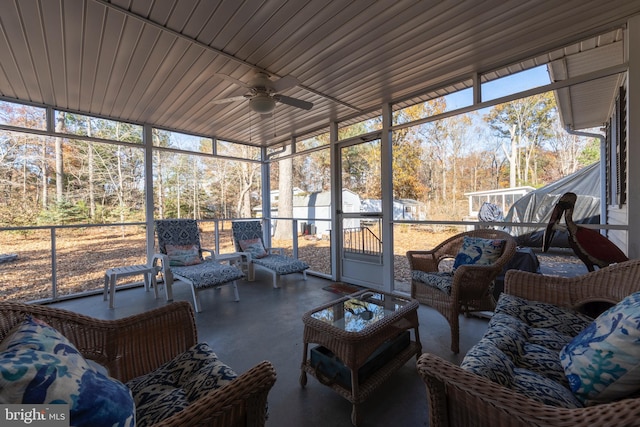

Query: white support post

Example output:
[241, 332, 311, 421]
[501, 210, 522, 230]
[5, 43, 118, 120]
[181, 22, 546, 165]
[144, 125, 155, 265]
[330, 121, 339, 281]
[380, 102, 394, 293]
[626, 16, 640, 258]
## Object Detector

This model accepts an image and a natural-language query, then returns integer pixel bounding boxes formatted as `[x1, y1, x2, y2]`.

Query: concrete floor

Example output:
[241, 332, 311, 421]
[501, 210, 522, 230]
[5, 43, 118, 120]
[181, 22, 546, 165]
[51, 269, 491, 427]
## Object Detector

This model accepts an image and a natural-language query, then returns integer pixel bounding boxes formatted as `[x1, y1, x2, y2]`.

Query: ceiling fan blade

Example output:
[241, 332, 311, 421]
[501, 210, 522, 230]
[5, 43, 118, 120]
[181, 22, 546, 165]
[274, 94, 313, 110]
[209, 95, 248, 105]
[271, 75, 299, 92]
[214, 74, 250, 89]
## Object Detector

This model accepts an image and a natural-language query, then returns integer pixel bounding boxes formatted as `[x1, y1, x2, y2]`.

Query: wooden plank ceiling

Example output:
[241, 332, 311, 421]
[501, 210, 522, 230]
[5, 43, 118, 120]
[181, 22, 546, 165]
[1, 0, 639, 147]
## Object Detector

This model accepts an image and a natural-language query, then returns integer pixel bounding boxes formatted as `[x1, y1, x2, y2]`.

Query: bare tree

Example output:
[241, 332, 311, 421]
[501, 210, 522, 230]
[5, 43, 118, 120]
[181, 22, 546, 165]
[274, 144, 293, 240]
[54, 114, 65, 203]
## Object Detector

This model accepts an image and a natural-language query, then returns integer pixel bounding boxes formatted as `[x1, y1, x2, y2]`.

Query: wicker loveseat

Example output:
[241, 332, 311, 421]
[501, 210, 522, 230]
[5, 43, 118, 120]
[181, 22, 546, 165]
[417, 259, 640, 427]
[0, 301, 276, 427]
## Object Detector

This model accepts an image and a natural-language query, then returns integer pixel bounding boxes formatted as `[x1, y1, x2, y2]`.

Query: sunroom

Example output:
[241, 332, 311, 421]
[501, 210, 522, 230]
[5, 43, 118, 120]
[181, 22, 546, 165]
[2, 2, 640, 426]
[2, 1, 640, 302]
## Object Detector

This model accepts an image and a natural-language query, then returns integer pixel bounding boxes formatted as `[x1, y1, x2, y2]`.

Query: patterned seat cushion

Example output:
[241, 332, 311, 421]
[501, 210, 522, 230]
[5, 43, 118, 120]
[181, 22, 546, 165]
[460, 338, 516, 387]
[411, 270, 453, 295]
[495, 293, 592, 337]
[253, 254, 309, 275]
[127, 343, 238, 427]
[511, 368, 583, 408]
[461, 293, 594, 409]
[171, 260, 244, 288]
[0, 317, 135, 427]
[232, 220, 309, 276]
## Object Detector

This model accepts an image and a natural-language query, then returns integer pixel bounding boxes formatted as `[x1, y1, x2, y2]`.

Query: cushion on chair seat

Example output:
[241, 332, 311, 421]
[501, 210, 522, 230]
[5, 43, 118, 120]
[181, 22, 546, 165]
[411, 270, 453, 295]
[252, 254, 309, 275]
[126, 343, 238, 427]
[170, 260, 244, 288]
[461, 293, 594, 409]
[495, 294, 592, 337]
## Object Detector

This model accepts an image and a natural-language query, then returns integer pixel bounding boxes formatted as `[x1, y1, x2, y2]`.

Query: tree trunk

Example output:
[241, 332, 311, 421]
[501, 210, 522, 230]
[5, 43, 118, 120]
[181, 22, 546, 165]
[502, 124, 517, 188]
[156, 150, 164, 218]
[86, 117, 95, 220]
[54, 115, 65, 203]
[117, 145, 125, 236]
[274, 144, 293, 240]
[192, 156, 199, 220]
[88, 142, 95, 220]
[40, 140, 48, 208]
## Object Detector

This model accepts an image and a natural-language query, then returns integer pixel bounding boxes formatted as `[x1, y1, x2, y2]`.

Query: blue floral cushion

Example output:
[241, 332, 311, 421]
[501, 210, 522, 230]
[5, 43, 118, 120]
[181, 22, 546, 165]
[126, 343, 237, 427]
[0, 317, 135, 427]
[560, 291, 640, 405]
[452, 236, 506, 270]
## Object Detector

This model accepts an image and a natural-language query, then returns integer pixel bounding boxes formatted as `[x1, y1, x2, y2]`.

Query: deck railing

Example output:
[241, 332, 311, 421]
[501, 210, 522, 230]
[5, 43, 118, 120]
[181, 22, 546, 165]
[0, 217, 326, 303]
[342, 226, 382, 257]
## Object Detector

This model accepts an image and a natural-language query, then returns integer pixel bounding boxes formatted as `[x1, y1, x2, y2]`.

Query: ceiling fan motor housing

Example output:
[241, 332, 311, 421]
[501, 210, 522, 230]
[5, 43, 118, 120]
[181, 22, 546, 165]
[250, 92, 276, 113]
[250, 72, 275, 92]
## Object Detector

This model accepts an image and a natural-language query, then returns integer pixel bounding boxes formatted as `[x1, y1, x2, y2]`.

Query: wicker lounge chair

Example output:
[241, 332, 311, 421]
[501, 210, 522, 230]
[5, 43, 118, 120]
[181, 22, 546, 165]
[0, 301, 277, 427]
[417, 259, 640, 427]
[154, 219, 245, 312]
[407, 229, 517, 353]
[231, 220, 309, 288]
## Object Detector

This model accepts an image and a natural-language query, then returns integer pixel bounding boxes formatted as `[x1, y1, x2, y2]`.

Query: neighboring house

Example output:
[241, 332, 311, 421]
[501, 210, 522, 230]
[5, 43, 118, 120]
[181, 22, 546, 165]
[360, 198, 427, 221]
[464, 187, 535, 220]
[254, 189, 361, 238]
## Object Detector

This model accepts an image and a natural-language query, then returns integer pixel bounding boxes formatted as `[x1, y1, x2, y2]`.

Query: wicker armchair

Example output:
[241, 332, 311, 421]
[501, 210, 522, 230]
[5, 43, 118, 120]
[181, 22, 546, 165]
[0, 301, 277, 427]
[417, 259, 640, 427]
[406, 229, 517, 353]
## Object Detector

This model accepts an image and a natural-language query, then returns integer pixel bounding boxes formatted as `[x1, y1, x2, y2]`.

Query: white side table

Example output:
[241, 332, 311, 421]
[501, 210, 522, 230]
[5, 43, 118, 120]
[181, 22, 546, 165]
[103, 264, 158, 309]
[214, 252, 242, 265]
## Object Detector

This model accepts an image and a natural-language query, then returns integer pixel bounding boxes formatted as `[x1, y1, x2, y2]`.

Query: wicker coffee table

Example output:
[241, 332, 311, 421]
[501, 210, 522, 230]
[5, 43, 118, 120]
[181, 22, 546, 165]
[300, 289, 421, 426]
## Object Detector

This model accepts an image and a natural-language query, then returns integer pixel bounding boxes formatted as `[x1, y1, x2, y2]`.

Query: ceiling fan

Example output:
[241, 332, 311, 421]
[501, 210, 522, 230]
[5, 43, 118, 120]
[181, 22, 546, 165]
[210, 71, 313, 114]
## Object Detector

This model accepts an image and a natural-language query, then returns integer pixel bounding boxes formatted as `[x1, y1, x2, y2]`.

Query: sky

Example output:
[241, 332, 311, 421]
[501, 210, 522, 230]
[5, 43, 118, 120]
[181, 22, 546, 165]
[445, 65, 552, 112]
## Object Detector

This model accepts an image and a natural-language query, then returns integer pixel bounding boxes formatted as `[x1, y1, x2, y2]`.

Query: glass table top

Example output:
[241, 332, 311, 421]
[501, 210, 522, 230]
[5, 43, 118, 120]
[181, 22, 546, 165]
[310, 292, 413, 333]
